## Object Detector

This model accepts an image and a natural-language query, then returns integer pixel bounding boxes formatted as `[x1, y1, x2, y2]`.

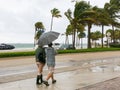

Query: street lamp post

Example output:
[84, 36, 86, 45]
[106, 32, 111, 48]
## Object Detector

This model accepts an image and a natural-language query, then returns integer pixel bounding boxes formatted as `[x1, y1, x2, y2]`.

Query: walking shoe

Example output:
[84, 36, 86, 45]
[52, 80, 56, 84]
[43, 80, 49, 86]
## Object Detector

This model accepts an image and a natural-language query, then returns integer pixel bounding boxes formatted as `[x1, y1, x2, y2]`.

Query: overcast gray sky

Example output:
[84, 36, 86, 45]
[0, 0, 110, 44]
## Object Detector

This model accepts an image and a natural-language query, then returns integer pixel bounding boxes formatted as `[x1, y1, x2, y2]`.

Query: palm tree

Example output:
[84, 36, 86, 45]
[80, 9, 98, 48]
[74, 1, 99, 48]
[92, 6, 110, 48]
[78, 32, 86, 49]
[34, 22, 45, 46]
[65, 9, 76, 49]
[50, 8, 62, 31]
[114, 29, 120, 43]
[64, 1, 88, 49]
[76, 23, 85, 47]
[106, 29, 113, 43]
[104, 0, 120, 43]
[74, 1, 90, 47]
[65, 24, 73, 45]
[90, 31, 102, 47]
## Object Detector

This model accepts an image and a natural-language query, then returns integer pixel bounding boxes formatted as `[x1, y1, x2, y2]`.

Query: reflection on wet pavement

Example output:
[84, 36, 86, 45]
[0, 56, 120, 85]
[80, 57, 120, 73]
[0, 57, 120, 77]
[0, 57, 120, 90]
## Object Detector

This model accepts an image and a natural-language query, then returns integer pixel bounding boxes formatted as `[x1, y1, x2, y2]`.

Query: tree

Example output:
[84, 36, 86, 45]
[50, 8, 62, 31]
[65, 24, 73, 45]
[106, 29, 113, 43]
[90, 31, 102, 47]
[104, 0, 120, 43]
[76, 23, 85, 47]
[78, 32, 86, 49]
[65, 9, 76, 48]
[64, 1, 88, 49]
[34, 22, 45, 46]
[74, 1, 99, 48]
[114, 29, 120, 43]
[92, 6, 110, 48]
[65, 10, 85, 49]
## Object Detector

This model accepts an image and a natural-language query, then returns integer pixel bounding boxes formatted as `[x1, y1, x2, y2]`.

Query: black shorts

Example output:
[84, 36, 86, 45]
[36, 59, 46, 64]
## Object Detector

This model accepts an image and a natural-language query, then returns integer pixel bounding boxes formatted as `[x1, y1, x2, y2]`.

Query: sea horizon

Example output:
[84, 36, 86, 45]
[0, 43, 87, 52]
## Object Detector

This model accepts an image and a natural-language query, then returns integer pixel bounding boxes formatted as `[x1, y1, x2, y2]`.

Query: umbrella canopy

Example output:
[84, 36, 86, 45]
[38, 31, 60, 46]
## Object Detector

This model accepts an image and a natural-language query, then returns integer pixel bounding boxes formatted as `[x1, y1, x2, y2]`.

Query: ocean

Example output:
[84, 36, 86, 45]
[0, 43, 35, 52]
[11, 43, 87, 49]
[11, 43, 34, 49]
[0, 43, 87, 52]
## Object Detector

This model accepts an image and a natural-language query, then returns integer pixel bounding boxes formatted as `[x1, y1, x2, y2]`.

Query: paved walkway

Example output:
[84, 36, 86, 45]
[0, 51, 120, 90]
[79, 76, 120, 90]
[1, 67, 120, 90]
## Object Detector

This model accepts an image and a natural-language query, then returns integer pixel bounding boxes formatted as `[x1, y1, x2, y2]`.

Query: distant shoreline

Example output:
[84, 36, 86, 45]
[0, 48, 35, 52]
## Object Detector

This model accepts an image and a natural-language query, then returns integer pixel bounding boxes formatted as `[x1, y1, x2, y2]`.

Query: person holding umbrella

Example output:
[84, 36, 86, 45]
[35, 45, 46, 85]
[37, 31, 59, 86]
[43, 43, 57, 86]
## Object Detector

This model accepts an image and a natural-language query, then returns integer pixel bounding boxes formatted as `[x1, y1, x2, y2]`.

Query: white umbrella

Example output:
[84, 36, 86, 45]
[38, 31, 60, 46]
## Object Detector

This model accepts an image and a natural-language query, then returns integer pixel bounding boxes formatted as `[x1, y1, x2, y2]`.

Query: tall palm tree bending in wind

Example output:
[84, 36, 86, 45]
[50, 8, 62, 31]
[34, 22, 45, 46]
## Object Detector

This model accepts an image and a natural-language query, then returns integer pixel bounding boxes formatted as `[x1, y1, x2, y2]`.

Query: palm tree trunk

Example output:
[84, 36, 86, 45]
[95, 40, 97, 48]
[65, 35, 69, 45]
[34, 27, 37, 47]
[78, 38, 80, 48]
[101, 25, 104, 48]
[81, 38, 83, 49]
[50, 16, 53, 31]
[119, 31, 120, 43]
[112, 25, 115, 43]
[76, 32, 79, 47]
[72, 34, 73, 45]
[73, 29, 76, 49]
[87, 24, 91, 48]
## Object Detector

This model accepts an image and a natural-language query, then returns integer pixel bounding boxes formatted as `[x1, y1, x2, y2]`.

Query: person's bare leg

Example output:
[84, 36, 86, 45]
[43, 67, 53, 86]
[46, 72, 53, 80]
[43, 73, 51, 86]
[51, 74, 56, 84]
[36, 63, 41, 84]
[36, 62, 45, 84]
[48, 67, 56, 83]
[51, 74, 54, 80]
[37, 62, 45, 74]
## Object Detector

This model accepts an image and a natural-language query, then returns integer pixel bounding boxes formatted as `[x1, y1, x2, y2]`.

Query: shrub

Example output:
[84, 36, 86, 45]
[110, 43, 120, 48]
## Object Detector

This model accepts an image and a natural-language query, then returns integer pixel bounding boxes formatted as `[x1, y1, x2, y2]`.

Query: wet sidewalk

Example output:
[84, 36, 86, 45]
[1, 63, 120, 90]
[0, 51, 120, 90]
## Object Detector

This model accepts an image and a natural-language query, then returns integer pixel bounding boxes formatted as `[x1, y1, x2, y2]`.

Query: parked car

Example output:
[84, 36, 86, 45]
[59, 44, 75, 50]
[52, 43, 61, 50]
[0, 43, 15, 50]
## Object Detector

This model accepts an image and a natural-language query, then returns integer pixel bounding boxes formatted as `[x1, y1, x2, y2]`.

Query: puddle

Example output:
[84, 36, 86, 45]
[90, 66, 104, 72]
[114, 65, 120, 71]
[81, 57, 120, 73]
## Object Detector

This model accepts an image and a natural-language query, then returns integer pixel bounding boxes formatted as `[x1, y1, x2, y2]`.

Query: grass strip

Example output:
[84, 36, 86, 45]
[0, 51, 35, 58]
[0, 48, 120, 58]
[57, 48, 120, 54]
